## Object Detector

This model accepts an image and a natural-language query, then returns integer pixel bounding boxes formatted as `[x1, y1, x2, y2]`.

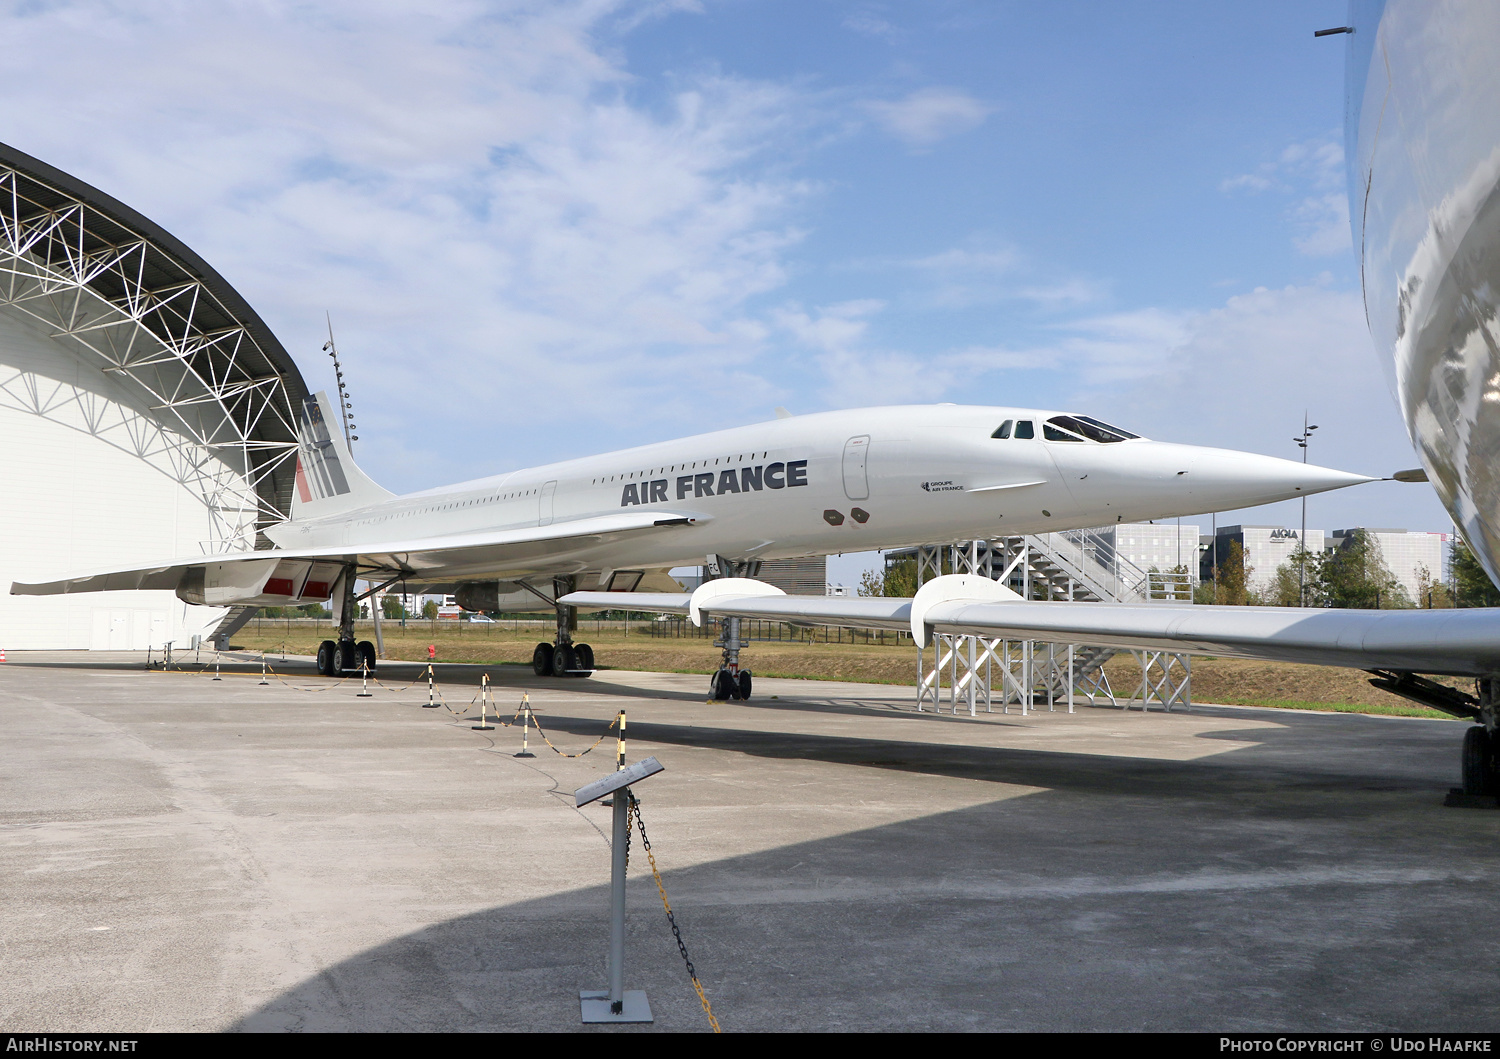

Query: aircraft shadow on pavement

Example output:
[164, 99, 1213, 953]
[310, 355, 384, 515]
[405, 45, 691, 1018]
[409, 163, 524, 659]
[228, 720, 1495, 1033]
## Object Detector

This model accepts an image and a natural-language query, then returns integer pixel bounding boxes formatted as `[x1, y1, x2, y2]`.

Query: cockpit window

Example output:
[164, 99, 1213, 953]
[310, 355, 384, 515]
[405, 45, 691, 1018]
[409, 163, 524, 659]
[1074, 415, 1141, 441]
[991, 420, 1013, 439]
[1013, 419, 1034, 439]
[1046, 414, 1141, 443]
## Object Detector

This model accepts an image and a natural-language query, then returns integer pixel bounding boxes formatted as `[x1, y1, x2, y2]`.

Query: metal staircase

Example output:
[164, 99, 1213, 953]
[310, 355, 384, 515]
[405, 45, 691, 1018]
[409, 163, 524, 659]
[208, 605, 258, 650]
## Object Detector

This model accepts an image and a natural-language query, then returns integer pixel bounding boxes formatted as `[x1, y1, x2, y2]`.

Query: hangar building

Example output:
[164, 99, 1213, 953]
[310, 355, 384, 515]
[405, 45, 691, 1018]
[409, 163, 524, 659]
[0, 143, 308, 651]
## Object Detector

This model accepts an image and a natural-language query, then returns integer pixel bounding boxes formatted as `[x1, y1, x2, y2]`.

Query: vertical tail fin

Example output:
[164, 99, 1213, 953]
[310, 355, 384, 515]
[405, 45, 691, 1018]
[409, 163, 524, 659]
[290, 392, 393, 520]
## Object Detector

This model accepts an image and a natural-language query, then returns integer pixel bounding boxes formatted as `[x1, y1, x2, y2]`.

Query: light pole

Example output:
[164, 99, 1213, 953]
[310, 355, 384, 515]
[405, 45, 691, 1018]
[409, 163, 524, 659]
[1293, 416, 1319, 606]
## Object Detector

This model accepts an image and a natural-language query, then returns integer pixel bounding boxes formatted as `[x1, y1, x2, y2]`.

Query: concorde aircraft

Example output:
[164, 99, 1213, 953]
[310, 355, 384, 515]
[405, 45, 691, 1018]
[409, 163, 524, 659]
[11, 387, 1369, 685]
[564, 0, 1500, 799]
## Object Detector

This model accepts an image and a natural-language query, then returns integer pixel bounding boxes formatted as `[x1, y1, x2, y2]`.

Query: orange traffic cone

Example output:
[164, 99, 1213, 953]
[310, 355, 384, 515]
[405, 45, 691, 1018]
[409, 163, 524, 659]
[1, 648, 7, 661]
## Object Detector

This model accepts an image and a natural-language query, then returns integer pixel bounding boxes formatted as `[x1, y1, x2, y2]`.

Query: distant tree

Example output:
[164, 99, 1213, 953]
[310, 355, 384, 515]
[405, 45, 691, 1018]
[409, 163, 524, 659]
[381, 595, 407, 619]
[359, 603, 369, 619]
[860, 559, 921, 597]
[883, 558, 919, 597]
[1211, 541, 1253, 605]
[422, 599, 439, 620]
[1452, 537, 1500, 607]
[1266, 556, 1307, 608]
[1320, 529, 1409, 608]
[1413, 561, 1455, 608]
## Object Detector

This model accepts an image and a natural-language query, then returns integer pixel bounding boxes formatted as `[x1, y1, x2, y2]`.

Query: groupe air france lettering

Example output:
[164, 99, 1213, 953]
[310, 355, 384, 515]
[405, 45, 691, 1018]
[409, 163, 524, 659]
[620, 460, 809, 507]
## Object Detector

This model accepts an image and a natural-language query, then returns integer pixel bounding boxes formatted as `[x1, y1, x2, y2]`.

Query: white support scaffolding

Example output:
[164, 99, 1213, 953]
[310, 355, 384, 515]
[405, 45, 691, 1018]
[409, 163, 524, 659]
[911, 537, 1193, 715]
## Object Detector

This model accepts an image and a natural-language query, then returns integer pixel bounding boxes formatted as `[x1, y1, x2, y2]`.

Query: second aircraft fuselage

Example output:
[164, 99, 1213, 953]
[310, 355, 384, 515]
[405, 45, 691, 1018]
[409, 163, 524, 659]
[264, 404, 1370, 582]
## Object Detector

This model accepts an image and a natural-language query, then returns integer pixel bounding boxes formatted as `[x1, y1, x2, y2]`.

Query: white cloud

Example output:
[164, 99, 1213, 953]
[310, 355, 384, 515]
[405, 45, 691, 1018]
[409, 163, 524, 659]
[1100, 283, 1450, 529]
[843, 10, 896, 39]
[1221, 136, 1351, 257]
[1292, 192, 1353, 257]
[865, 87, 992, 147]
[0, 0, 822, 487]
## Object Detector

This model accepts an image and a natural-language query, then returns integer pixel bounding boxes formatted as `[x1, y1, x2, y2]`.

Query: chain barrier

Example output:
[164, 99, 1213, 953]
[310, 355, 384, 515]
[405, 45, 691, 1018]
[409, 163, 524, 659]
[528, 709, 618, 759]
[629, 795, 720, 1033]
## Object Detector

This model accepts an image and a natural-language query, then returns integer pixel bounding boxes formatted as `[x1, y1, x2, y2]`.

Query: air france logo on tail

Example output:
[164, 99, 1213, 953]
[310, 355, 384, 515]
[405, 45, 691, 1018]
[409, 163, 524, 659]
[295, 395, 351, 502]
[619, 460, 808, 506]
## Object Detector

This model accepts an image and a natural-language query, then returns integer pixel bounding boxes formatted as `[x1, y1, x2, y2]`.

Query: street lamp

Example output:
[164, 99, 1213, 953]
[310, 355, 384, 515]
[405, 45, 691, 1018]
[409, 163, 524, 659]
[1293, 416, 1319, 606]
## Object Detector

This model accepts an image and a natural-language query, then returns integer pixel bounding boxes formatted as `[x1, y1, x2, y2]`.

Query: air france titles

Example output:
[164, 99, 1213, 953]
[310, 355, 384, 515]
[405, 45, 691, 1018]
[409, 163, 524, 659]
[619, 460, 808, 507]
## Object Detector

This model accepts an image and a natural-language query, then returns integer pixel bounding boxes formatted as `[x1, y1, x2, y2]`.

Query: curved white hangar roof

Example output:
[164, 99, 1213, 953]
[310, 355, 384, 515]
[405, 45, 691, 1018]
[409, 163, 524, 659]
[0, 142, 310, 650]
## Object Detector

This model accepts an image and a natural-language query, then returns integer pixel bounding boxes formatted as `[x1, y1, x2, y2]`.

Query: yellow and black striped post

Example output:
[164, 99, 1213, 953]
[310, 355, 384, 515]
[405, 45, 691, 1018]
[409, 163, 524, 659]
[516, 692, 535, 757]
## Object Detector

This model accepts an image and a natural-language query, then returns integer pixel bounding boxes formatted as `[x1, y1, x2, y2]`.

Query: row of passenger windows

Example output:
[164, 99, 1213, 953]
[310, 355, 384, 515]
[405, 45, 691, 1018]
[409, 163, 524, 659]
[359, 487, 537, 525]
[992, 415, 1142, 443]
[591, 452, 773, 486]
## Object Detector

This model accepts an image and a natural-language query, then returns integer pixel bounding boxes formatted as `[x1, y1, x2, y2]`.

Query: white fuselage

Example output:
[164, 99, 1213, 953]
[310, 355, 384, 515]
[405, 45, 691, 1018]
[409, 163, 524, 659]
[264, 404, 1367, 586]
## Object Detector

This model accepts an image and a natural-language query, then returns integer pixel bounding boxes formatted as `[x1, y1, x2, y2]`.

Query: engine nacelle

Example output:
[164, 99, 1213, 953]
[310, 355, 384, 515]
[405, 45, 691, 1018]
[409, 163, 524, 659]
[176, 558, 343, 607]
[455, 581, 521, 613]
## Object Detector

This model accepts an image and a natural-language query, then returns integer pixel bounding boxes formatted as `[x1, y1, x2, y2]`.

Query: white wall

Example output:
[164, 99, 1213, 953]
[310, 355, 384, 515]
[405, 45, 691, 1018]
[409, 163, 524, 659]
[0, 310, 235, 649]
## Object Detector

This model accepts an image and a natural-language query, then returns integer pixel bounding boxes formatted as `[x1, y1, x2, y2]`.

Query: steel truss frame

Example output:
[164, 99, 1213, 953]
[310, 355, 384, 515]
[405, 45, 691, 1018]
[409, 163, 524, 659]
[913, 540, 1193, 715]
[0, 145, 308, 553]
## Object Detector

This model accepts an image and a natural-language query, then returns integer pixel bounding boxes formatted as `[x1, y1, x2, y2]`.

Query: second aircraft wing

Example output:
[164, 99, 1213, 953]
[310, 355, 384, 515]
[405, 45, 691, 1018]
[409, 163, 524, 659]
[563, 575, 1500, 679]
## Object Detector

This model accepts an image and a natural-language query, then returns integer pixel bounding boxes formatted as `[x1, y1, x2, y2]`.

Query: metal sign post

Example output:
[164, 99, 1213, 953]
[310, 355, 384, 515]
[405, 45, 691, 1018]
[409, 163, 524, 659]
[575, 756, 666, 1024]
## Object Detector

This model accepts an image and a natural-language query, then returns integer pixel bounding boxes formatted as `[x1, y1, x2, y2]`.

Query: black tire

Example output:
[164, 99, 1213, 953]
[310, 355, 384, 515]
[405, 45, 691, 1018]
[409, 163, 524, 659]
[1463, 726, 1494, 795]
[317, 640, 336, 676]
[737, 670, 752, 701]
[337, 640, 358, 675]
[575, 643, 595, 672]
[712, 669, 735, 700]
[532, 642, 554, 677]
[552, 644, 576, 677]
[357, 640, 377, 676]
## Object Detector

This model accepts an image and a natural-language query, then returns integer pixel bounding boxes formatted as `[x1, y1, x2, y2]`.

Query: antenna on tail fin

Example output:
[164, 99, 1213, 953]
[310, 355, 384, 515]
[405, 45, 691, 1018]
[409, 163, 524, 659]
[322, 312, 358, 446]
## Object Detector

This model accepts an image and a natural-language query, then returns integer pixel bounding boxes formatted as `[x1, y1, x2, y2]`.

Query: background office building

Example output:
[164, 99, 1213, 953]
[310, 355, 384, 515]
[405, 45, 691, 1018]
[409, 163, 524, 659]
[1328, 528, 1449, 603]
[1202, 525, 1326, 595]
[1112, 522, 1201, 573]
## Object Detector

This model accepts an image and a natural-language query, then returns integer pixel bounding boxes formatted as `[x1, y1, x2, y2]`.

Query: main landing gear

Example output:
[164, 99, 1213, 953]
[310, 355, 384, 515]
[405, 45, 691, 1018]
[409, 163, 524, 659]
[1370, 671, 1500, 802]
[532, 576, 595, 679]
[315, 567, 377, 677]
[708, 614, 753, 702]
[1462, 724, 1498, 797]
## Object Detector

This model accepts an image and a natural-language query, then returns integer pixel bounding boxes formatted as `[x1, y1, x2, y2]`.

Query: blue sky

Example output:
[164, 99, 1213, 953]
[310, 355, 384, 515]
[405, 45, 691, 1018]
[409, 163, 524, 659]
[0, 0, 1449, 581]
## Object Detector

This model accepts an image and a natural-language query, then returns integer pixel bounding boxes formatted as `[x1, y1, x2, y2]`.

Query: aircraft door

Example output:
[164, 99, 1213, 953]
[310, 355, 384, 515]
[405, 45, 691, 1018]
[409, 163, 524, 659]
[843, 435, 870, 500]
[539, 480, 557, 526]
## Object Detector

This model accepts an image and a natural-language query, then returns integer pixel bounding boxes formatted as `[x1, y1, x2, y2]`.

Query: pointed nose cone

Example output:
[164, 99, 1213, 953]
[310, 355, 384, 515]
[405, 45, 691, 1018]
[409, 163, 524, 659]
[1171, 445, 1376, 510]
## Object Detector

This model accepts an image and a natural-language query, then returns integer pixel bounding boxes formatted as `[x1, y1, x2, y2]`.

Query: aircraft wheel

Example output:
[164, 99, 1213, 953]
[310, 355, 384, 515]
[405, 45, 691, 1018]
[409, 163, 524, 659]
[1462, 726, 1494, 795]
[574, 643, 595, 674]
[532, 642, 554, 677]
[357, 640, 377, 676]
[712, 669, 736, 700]
[737, 670, 752, 701]
[337, 640, 358, 675]
[317, 640, 336, 676]
[552, 644, 576, 677]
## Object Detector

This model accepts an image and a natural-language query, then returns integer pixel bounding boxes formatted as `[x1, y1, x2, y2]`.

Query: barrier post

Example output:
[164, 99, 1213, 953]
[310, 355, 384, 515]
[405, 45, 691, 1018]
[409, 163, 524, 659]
[472, 673, 494, 730]
[424, 664, 439, 709]
[260, 653, 270, 687]
[357, 660, 373, 697]
[515, 692, 535, 757]
[617, 710, 626, 771]
[213, 650, 221, 681]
